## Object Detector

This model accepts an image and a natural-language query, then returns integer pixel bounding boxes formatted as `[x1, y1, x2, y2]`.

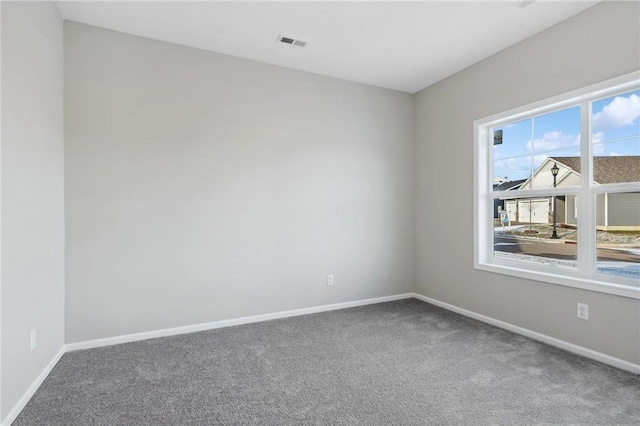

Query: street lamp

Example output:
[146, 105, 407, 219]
[551, 162, 559, 239]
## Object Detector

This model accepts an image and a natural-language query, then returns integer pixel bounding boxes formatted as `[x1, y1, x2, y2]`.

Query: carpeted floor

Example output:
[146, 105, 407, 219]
[14, 299, 640, 425]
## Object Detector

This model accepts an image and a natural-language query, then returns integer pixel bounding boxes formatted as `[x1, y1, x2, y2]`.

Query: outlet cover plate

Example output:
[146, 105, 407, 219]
[577, 303, 589, 320]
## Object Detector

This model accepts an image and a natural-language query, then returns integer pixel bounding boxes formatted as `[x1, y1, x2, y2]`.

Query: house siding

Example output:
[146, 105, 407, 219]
[605, 192, 640, 226]
[597, 193, 607, 227]
[566, 195, 577, 225]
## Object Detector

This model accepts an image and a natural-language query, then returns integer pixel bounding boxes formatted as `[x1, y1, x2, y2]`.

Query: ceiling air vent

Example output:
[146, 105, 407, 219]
[277, 35, 308, 48]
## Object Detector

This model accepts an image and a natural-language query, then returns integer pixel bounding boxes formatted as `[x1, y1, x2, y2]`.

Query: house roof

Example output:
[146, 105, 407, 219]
[494, 178, 527, 191]
[550, 156, 640, 184]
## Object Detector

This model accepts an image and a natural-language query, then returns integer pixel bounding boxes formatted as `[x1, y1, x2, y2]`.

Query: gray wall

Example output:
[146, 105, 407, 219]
[414, 1, 640, 364]
[64, 22, 414, 343]
[606, 193, 640, 227]
[1, 1, 65, 417]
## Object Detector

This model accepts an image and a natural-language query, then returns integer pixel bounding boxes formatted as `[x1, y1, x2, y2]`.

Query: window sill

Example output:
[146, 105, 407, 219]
[475, 260, 640, 299]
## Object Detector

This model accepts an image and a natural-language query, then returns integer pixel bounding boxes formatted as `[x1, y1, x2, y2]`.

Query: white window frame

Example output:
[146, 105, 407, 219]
[474, 71, 640, 299]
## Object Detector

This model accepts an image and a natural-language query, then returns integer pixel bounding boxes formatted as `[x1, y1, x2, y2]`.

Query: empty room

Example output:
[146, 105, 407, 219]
[1, 0, 639, 424]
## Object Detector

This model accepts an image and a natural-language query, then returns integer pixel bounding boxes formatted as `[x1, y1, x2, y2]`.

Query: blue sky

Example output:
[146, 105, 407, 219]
[493, 89, 640, 182]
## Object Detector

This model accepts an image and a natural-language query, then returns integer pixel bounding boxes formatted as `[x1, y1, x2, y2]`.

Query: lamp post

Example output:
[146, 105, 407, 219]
[551, 162, 559, 239]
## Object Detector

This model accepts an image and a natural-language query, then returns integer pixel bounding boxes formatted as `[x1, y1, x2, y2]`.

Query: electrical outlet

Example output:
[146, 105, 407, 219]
[577, 303, 589, 320]
[327, 275, 334, 286]
[30, 329, 37, 351]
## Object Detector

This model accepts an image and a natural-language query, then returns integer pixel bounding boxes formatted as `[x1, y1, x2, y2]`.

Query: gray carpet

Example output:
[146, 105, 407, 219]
[14, 299, 640, 425]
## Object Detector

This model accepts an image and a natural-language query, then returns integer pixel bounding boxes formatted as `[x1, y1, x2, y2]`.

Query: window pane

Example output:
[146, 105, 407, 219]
[532, 107, 581, 189]
[592, 137, 640, 184]
[494, 194, 577, 269]
[533, 107, 581, 153]
[493, 119, 532, 189]
[592, 90, 640, 143]
[596, 192, 640, 281]
[493, 107, 581, 191]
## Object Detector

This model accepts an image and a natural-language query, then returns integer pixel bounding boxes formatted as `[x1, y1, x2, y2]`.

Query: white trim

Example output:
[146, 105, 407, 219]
[578, 98, 595, 279]
[411, 293, 640, 375]
[0, 1, 4, 418]
[593, 182, 640, 194]
[1, 347, 65, 426]
[473, 122, 491, 268]
[65, 293, 415, 352]
[476, 262, 639, 299]
[494, 186, 579, 199]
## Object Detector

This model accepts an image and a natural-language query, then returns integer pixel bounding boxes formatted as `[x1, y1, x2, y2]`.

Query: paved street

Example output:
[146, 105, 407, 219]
[494, 235, 639, 263]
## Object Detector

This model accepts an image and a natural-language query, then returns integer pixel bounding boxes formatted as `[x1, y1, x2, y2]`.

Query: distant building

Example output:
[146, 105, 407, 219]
[499, 156, 640, 227]
[493, 179, 526, 218]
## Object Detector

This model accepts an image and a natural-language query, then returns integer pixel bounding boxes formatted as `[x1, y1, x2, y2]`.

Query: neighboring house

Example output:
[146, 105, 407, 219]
[493, 179, 526, 218]
[501, 156, 640, 227]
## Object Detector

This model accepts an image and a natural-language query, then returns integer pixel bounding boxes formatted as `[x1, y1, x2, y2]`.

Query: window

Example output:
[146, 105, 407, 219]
[475, 72, 640, 298]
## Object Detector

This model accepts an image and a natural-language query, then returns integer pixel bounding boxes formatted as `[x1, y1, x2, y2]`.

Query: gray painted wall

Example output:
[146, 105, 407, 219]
[1, 1, 65, 417]
[64, 22, 414, 343]
[414, 1, 640, 364]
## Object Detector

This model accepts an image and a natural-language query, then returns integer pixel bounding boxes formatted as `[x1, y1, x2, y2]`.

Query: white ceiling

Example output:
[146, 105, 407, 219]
[55, 1, 599, 93]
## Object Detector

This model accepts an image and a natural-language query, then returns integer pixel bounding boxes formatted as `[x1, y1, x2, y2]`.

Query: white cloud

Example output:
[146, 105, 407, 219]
[494, 156, 531, 180]
[494, 157, 525, 169]
[609, 151, 621, 156]
[533, 154, 548, 168]
[506, 157, 521, 169]
[593, 143, 606, 155]
[526, 131, 580, 152]
[592, 132, 609, 155]
[593, 93, 640, 129]
[592, 131, 605, 144]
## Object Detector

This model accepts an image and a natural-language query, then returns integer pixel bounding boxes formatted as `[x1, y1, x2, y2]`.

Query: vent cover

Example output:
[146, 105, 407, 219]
[277, 35, 308, 48]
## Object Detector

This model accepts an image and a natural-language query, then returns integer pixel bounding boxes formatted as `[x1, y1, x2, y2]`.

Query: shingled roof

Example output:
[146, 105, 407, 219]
[550, 156, 640, 184]
[494, 178, 527, 191]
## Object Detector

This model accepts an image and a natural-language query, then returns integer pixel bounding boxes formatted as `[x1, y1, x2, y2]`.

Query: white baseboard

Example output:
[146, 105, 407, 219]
[411, 292, 640, 375]
[2, 346, 65, 426]
[65, 293, 415, 352]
